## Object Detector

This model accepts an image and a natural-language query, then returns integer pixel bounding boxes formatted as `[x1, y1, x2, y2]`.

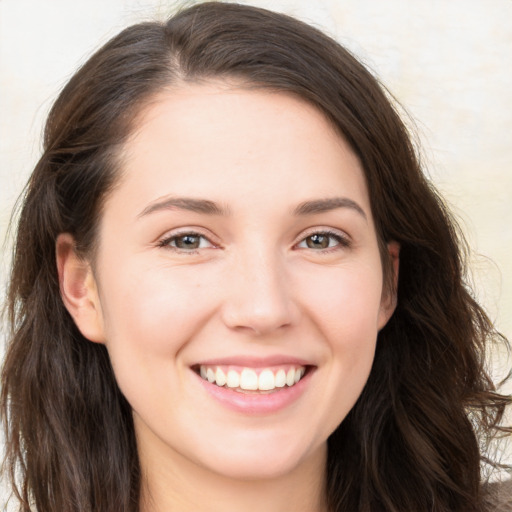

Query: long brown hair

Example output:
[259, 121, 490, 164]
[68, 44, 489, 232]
[2, 2, 510, 511]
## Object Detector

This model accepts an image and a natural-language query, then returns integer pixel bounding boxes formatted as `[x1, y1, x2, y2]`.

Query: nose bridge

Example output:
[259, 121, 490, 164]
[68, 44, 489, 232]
[222, 242, 295, 335]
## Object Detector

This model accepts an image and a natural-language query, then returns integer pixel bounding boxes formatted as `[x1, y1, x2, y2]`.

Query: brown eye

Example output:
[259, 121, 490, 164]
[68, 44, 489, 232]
[160, 233, 213, 251]
[305, 234, 330, 249]
[297, 231, 349, 251]
[174, 234, 201, 249]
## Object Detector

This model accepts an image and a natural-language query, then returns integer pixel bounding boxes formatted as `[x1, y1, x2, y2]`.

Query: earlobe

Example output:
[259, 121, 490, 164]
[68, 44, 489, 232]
[378, 241, 400, 329]
[56, 233, 106, 343]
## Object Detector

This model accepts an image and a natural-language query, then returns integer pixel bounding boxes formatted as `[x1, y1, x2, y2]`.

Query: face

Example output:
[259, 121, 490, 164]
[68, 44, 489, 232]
[61, 83, 397, 482]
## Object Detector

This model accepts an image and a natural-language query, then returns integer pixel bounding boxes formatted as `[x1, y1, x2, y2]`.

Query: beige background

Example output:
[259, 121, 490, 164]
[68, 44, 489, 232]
[1, 0, 511, 504]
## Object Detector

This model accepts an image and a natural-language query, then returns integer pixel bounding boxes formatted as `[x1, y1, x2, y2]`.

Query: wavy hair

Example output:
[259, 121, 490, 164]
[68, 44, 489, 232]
[2, 2, 510, 511]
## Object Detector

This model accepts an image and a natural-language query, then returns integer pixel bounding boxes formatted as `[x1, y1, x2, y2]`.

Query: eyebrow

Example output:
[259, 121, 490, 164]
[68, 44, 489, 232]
[138, 195, 367, 221]
[293, 197, 367, 221]
[138, 197, 230, 218]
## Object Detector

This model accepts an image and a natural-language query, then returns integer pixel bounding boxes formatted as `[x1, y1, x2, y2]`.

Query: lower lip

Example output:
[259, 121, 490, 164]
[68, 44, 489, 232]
[193, 369, 313, 414]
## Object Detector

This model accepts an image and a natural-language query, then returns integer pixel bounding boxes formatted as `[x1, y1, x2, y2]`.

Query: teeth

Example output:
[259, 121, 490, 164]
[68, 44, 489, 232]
[215, 367, 226, 387]
[198, 365, 307, 391]
[240, 369, 258, 390]
[275, 369, 286, 388]
[226, 370, 240, 388]
[258, 369, 275, 391]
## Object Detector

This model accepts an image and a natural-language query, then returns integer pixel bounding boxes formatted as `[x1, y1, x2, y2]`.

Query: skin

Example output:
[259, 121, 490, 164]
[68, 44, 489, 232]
[57, 83, 399, 512]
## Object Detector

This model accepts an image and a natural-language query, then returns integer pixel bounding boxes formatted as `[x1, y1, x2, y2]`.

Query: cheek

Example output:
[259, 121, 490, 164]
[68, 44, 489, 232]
[299, 259, 384, 338]
[96, 262, 220, 418]
[297, 261, 382, 414]
[97, 258, 218, 362]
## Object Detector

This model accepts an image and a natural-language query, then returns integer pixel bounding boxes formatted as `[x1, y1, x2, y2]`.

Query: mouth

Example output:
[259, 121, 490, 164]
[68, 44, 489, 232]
[192, 364, 310, 394]
[190, 356, 316, 414]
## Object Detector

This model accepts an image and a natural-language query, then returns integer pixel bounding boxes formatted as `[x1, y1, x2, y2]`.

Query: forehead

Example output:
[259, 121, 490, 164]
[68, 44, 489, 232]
[110, 82, 371, 220]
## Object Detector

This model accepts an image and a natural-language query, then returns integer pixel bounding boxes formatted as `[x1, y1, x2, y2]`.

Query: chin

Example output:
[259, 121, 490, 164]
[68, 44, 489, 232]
[194, 435, 325, 481]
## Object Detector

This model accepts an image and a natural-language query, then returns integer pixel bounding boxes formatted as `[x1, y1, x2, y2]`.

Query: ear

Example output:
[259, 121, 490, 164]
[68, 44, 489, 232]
[377, 241, 400, 330]
[56, 233, 106, 343]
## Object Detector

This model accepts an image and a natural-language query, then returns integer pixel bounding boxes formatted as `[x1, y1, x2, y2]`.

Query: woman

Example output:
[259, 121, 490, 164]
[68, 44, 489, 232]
[1, 2, 510, 511]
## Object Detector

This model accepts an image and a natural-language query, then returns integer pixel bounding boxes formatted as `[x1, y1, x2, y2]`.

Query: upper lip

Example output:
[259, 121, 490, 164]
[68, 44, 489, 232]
[193, 355, 313, 368]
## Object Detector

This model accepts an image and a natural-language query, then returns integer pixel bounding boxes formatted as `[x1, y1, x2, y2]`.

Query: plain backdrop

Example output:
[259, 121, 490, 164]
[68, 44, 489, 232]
[1, 0, 511, 505]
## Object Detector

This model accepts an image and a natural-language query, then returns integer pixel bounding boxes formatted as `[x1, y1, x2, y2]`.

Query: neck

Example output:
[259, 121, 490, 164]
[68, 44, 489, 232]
[138, 438, 328, 512]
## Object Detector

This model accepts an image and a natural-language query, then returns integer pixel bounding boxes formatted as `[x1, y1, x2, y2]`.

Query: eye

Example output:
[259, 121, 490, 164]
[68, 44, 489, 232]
[159, 232, 214, 251]
[296, 231, 350, 251]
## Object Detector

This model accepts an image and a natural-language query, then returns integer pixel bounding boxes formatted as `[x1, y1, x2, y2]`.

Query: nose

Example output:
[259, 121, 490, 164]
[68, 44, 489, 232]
[221, 249, 298, 336]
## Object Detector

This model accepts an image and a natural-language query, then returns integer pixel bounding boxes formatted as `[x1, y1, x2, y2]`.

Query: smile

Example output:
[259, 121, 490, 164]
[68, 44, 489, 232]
[198, 365, 306, 392]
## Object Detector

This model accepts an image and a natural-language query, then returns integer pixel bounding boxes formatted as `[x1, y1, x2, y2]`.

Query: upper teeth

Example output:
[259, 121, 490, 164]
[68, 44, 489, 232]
[199, 365, 306, 391]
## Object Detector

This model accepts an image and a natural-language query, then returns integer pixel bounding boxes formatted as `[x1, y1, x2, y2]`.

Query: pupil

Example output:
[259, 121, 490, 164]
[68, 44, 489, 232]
[176, 235, 199, 249]
[307, 234, 328, 249]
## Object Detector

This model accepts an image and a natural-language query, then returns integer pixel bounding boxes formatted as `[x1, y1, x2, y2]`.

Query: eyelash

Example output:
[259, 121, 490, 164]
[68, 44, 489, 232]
[157, 229, 351, 254]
